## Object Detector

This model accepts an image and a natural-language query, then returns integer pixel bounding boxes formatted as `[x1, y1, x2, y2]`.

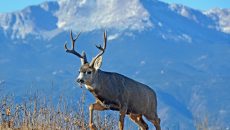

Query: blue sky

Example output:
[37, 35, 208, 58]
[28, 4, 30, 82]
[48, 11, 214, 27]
[0, 0, 229, 13]
[0, 0, 53, 13]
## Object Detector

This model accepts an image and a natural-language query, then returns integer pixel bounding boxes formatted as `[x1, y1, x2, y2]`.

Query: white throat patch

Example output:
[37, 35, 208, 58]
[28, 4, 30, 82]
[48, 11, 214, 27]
[85, 84, 94, 91]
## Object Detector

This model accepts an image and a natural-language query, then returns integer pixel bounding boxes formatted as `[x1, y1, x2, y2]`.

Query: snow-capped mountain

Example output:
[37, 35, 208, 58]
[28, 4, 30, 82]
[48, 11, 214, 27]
[0, 1, 59, 40]
[0, 0, 230, 129]
[0, 0, 152, 40]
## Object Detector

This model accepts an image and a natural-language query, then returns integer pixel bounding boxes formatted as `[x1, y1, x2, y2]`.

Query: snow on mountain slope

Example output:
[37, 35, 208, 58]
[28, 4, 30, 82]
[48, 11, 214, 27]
[142, 0, 229, 44]
[0, 0, 152, 40]
[56, 0, 152, 31]
[0, 0, 230, 129]
[0, 1, 59, 39]
[204, 8, 230, 34]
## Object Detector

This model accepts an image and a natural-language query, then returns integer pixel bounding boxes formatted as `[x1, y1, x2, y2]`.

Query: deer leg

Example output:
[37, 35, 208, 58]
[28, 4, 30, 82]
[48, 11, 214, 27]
[145, 112, 161, 130]
[89, 102, 108, 130]
[129, 114, 148, 130]
[119, 105, 127, 130]
[151, 118, 161, 130]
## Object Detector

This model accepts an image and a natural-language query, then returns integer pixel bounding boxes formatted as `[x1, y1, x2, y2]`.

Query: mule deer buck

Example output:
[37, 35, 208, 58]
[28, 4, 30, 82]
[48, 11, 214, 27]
[64, 30, 161, 130]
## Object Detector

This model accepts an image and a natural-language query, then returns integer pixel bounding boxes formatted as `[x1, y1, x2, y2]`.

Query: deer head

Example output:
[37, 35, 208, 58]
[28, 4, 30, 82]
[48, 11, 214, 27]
[64, 30, 107, 86]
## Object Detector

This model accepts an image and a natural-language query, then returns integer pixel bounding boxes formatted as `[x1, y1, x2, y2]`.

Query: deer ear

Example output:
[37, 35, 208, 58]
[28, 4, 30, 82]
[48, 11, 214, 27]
[93, 56, 102, 70]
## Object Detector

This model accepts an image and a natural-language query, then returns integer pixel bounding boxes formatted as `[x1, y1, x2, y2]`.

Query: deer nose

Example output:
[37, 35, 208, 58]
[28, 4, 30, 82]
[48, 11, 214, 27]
[77, 78, 84, 84]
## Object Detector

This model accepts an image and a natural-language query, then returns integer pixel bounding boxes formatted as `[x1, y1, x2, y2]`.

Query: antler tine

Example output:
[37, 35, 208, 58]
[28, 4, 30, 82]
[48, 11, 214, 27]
[90, 31, 107, 66]
[70, 30, 81, 47]
[64, 30, 84, 59]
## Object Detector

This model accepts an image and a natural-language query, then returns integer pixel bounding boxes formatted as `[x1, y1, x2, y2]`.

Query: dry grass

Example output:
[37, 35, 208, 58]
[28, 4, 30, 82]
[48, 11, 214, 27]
[0, 86, 219, 130]
[0, 91, 118, 130]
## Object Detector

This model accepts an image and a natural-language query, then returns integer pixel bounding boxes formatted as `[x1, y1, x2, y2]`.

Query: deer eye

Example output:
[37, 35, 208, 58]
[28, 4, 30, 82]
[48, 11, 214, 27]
[86, 71, 92, 74]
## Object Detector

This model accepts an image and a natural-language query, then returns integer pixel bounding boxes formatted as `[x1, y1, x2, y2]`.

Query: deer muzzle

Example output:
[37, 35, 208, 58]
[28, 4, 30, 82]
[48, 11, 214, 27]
[76, 78, 84, 87]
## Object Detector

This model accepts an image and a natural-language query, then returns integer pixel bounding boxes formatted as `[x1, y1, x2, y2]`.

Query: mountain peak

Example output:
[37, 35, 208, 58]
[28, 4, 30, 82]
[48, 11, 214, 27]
[56, 0, 152, 32]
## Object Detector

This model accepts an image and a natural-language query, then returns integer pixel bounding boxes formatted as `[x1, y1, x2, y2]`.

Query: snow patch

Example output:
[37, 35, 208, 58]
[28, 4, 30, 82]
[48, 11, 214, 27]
[56, 0, 152, 32]
[108, 33, 119, 41]
[160, 70, 165, 74]
[160, 33, 192, 43]
[169, 4, 198, 23]
[52, 70, 64, 75]
[158, 22, 163, 27]
[204, 8, 230, 34]
[40, 2, 50, 11]
[140, 60, 146, 65]
[179, 34, 192, 43]
[57, 21, 66, 28]
[197, 55, 208, 61]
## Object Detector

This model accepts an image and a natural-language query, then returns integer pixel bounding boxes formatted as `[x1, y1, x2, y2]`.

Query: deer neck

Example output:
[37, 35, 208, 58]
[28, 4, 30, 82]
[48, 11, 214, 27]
[85, 69, 102, 91]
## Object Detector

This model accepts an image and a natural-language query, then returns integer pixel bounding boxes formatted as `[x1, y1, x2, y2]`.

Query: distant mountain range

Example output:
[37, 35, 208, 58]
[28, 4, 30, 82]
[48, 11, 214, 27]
[0, 0, 230, 129]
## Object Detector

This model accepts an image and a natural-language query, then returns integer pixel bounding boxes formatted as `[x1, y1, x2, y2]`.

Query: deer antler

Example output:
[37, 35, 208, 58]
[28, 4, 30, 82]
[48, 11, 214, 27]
[90, 31, 107, 67]
[64, 30, 87, 63]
